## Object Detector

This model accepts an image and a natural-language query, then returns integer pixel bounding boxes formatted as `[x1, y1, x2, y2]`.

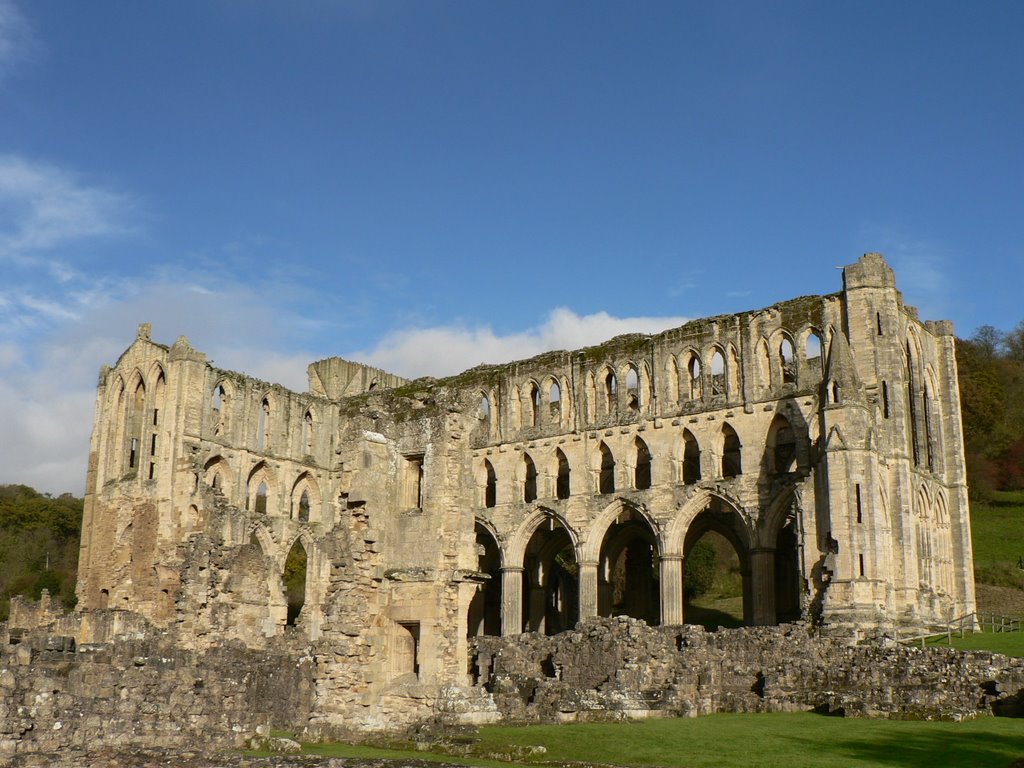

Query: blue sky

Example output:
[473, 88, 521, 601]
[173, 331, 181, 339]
[1, 0, 1021, 493]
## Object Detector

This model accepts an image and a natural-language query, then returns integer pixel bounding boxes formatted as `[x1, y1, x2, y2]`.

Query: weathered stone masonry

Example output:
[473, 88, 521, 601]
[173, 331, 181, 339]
[5, 252, 990, 747]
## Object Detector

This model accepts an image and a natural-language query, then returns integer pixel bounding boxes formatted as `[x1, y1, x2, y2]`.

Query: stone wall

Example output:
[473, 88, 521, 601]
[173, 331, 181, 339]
[0, 626, 314, 759]
[464, 617, 1024, 723]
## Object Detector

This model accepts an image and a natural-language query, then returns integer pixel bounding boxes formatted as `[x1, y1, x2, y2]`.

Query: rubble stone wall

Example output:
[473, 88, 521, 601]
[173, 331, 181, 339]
[0, 627, 314, 758]
[463, 617, 1024, 723]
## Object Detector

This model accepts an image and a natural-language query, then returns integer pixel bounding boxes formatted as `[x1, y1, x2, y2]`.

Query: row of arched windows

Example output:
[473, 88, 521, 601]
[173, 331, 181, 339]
[202, 456, 323, 524]
[108, 365, 167, 481]
[210, 381, 316, 456]
[479, 413, 802, 507]
[475, 331, 827, 443]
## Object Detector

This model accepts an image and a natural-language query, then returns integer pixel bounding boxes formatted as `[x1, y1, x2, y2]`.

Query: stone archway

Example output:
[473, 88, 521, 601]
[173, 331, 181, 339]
[521, 518, 578, 635]
[597, 509, 660, 625]
[467, 521, 502, 637]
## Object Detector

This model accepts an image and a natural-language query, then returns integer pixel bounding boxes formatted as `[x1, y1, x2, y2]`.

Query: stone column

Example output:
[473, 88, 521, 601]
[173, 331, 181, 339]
[501, 567, 523, 636]
[660, 555, 684, 625]
[750, 547, 776, 626]
[577, 560, 599, 619]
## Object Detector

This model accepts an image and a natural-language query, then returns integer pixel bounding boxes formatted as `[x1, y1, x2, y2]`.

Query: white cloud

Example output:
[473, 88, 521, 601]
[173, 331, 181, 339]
[0, 0, 33, 81]
[350, 307, 691, 379]
[0, 154, 134, 274]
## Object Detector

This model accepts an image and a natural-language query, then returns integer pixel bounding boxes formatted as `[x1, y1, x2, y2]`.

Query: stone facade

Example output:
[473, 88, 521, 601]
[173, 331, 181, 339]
[60, 252, 976, 730]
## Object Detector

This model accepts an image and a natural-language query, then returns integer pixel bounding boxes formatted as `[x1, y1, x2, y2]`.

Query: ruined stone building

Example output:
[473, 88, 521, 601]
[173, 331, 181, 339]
[72, 253, 976, 727]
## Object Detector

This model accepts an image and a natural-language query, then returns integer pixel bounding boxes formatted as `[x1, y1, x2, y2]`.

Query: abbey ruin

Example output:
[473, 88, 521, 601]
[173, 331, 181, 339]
[4, 253, 992, 748]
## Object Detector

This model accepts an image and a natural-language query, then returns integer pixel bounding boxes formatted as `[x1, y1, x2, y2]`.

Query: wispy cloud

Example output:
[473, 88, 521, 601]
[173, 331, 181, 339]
[0, 0, 34, 81]
[0, 155, 135, 271]
[349, 307, 691, 379]
[862, 229, 953, 323]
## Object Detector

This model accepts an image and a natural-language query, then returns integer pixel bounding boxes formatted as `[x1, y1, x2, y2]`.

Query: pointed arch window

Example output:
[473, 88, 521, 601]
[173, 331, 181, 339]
[605, 370, 617, 415]
[710, 349, 726, 396]
[780, 338, 796, 384]
[257, 398, 270, 450]
[555, 449, 571, 499]
[687, 354, 702, 399]
[484, 459, 497, 508]
[302, 410, 313, 454]
[625, 365, 640, 411]
[523, 453, 538, 503]
[769, 415, 796, 474]
[721, 424, 742, 478]
[254, 481, 268, 514]
[634, 437, 652, 490]
[599, 442, 616, 494]
[548, 380, 562, 424]
[530, 383, 541, 427]
[682, 430, 701, 484]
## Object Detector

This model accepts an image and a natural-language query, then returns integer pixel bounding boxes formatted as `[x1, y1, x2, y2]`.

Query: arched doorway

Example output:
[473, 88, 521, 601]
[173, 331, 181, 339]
[468, 522, 502, 637]
[597, 507, 660, 625]
[682, 498, 751, 629]
[522, 517, 578, 635]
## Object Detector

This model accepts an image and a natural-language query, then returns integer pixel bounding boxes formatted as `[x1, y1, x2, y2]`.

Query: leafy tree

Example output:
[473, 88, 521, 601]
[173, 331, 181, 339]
[684, 539, 717, 600]
[0, 485, 83, 620]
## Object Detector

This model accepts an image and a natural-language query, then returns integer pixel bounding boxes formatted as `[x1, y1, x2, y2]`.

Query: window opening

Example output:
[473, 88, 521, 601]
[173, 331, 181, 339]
[772, 419, 796, 473]
[254, 482, 268, 514]
[688, 355, 702, 399]
[682, 430, 701, 484]
[549, 381, 561, 422]
[882, 381, 890, 418]
[855, 484, 863, 523]
[283, 540, 307, 626]
[257, 398, 269, 450]
[484, 460, 497, 508]
[129, 437, 138, 469]
[721, 425, 742, 478]
[530, 383, 541, 427]
[556, 449, 571, 499]
[298, 490, 310, 522]
[599, 443, 616, 494]
[780, 338, 796, 384]
[523, 453, 538, 503]
[303, 411, 313, 454]
[710, 350, 726, 396]
[605, 371, 617, 414]
[634, 438, 652, 490]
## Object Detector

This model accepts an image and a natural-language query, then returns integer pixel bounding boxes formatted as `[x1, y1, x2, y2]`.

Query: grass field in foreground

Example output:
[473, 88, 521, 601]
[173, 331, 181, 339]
[290, 712, 1024, 768]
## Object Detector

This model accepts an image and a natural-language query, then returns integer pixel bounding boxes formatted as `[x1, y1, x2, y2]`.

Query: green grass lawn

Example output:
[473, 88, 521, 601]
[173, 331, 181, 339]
[287, 713, 1024, 768]
[971, 490, 1024, 573]
[923, 627, 1024, 656]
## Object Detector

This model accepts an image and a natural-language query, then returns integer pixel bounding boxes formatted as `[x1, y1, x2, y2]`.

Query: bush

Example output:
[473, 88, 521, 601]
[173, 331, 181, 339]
[685, 540, 717, 599]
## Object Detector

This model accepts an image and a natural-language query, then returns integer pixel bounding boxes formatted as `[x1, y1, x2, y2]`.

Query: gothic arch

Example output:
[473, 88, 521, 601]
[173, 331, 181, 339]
[664, 488, 751, 558]
[594, 499, 661, 624]
[290, 472, 321, 523]
[580, 497, 663, 563]
[664, 353, 679, 405]
[505, 507, 580, 570]
[204, 455, 234, 498]
[247, 461, 276, 515]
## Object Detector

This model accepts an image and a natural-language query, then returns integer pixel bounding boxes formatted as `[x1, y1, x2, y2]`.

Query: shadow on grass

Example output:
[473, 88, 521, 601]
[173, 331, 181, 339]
[783, 719, 1024, 768]
[683, 603, 744, 630]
